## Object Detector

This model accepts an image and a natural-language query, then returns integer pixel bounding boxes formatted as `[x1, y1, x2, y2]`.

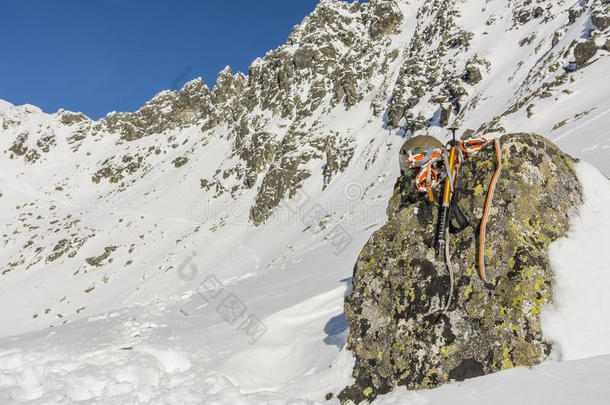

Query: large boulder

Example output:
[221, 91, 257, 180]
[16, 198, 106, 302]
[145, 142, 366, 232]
[592, 11, 610, 31]
[573, 39, 598, 66]
[339, 133, 582, 403]
[465, 65, 483, 84]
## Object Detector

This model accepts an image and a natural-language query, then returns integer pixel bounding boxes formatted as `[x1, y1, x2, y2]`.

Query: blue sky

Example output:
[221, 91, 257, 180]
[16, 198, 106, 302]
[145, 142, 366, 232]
[0, 0, 324, 119]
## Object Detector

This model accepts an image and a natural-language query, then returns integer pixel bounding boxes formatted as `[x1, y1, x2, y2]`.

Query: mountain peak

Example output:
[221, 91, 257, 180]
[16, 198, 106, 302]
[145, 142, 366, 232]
[0, 99, 14, 116]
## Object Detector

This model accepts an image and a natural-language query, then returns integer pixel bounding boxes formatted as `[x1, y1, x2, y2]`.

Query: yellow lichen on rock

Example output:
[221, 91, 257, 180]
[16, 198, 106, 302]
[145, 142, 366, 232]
[339, 134, 582, 404]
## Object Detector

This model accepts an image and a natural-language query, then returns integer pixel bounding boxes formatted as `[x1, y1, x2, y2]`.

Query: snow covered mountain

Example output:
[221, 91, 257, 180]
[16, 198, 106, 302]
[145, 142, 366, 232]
[0, 0, 609, 403]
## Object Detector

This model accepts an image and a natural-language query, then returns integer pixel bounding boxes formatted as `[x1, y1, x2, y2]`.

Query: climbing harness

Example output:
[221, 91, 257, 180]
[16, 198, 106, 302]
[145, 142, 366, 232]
[402, 130, 502, 312]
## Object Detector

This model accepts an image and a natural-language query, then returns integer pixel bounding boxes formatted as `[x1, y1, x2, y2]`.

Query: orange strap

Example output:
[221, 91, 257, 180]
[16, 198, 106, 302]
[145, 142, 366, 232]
[478, 138, 502, 281]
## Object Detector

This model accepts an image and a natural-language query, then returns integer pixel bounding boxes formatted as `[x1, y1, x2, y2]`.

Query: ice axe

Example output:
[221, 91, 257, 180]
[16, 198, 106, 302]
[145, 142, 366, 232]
[434, 127, 469, 258]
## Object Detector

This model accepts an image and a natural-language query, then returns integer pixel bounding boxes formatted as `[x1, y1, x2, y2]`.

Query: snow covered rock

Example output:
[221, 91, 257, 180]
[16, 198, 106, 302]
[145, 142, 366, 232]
[368, 0, 403, 39]
[339, 133, 582, 403]
[573, 39, 598, 67]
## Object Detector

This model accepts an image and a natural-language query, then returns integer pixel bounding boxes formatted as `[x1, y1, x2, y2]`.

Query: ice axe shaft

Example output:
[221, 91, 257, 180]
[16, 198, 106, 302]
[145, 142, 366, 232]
[435, 128, 458, 257]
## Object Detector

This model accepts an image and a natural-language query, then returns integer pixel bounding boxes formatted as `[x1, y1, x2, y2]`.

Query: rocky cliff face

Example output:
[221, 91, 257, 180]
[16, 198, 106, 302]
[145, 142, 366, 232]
[339, 133, 582, 403]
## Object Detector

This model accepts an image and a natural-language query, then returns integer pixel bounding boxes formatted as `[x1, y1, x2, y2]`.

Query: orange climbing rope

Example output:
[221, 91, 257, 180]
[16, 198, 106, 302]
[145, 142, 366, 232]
[478, 138, 502, 281]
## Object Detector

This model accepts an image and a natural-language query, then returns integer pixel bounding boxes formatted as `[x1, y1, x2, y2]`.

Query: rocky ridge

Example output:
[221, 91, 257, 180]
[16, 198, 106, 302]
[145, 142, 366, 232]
[2, 0, 609, 218]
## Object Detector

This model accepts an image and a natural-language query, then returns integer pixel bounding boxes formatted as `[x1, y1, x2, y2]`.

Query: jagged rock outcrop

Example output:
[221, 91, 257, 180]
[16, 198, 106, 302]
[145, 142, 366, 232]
[248, 130, 355, 224]
[103, 78, 215, 141]
[339, 134, 582, 403]
[369, 1, 403, 39]
[574, 39, 598, 66]
[592, 7, 610, 31]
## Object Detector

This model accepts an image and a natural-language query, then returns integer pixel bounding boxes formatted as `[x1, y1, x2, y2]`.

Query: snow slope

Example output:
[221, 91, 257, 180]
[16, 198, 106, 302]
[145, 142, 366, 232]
[542, 163, 610, 362]
[1, 160, 610, 404]
[0, 0, 609, 403]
